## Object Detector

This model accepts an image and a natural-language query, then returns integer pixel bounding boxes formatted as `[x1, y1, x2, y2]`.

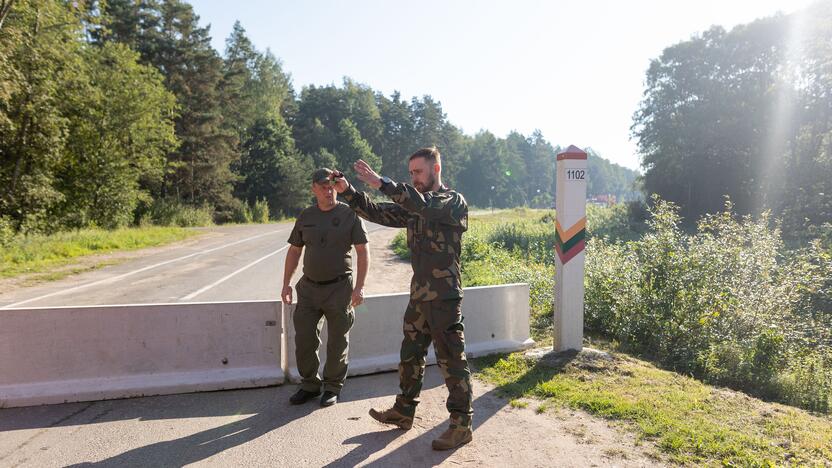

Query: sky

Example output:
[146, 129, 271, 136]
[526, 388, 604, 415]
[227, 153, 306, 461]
[189, 0, 815, 170]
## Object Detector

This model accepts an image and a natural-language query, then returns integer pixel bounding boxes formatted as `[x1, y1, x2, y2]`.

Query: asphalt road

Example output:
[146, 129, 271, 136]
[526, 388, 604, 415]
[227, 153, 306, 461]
[0, 222, 388, 309]
[0, 359, 656, 467]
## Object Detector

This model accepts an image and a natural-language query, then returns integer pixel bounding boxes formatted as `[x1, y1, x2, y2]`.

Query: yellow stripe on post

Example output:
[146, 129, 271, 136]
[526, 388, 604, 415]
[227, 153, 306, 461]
[555, 217, 586, 242]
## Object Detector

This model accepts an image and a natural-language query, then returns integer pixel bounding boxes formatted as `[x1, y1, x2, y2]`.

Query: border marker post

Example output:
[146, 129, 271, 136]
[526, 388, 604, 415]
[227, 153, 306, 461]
[554, 145, 587, 351]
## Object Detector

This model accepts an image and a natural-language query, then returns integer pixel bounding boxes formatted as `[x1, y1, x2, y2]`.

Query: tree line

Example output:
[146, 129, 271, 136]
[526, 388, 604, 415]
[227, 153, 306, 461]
[0, 0, 638, 234]
[633, 1, 832, 238]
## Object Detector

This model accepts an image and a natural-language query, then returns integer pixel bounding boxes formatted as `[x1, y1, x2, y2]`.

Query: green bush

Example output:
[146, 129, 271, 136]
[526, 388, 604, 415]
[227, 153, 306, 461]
[145, 199, 214, 227]
[787, 240, 832, 341]
[703, 330, 787, 399]
[779, 351, 832, 413]
[391, 230, 410, 259]
[586, 201, 646, 242]
[231, 200, 253, 224]
[390, 203, 832, 413]
[584, 198, 832, 412]
[251, 198, 270, 224]
[0, 216, 15, 246]
[488, 220, 554, 264]
[176, 204, 214, 227]
[213, 198, 272, 225]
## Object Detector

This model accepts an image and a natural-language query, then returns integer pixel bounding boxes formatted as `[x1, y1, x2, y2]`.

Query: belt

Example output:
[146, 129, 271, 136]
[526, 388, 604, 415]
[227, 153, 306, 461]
[305, 273, 350, 285]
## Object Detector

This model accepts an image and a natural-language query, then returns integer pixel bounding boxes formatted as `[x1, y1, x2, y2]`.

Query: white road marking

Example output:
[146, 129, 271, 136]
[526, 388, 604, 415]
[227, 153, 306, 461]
[1, 228, 290, 309]
[180, 245, 290, 301]
[179, 224, 389, 301]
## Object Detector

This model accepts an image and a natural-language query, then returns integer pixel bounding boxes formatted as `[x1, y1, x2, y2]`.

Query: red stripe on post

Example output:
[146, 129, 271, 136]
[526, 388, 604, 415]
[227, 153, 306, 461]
[555, 239, 586, 264]
[556, 144, 588, 161]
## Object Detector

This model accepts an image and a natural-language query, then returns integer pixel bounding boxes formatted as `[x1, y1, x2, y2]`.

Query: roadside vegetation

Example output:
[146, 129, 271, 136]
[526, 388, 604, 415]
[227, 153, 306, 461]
[0, 226, 199, 279]
[0, 197, 280, 282]
[475, 348, 832, 466]
[391, 203, 645, 343]
[392, 202, 832, 464]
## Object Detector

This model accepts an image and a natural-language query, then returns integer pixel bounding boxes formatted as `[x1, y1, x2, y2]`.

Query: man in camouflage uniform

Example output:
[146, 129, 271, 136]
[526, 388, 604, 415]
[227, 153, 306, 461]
[334, 147, 473, 450]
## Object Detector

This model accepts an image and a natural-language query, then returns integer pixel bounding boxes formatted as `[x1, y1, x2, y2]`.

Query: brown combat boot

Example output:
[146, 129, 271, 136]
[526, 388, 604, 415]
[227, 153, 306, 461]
[431, 425, 473, 450]
[368, 406, 414, 430]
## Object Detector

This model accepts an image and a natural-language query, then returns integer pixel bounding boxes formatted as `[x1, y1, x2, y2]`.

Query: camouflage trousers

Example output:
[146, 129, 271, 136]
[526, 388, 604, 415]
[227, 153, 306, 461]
[394, 298, 473, 428]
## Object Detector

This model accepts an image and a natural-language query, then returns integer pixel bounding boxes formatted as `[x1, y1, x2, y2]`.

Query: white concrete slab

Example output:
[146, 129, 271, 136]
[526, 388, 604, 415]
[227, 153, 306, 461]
[2, 284, 533, 407]
[286, 283, 535, 382]
[0, 301, 283, 408]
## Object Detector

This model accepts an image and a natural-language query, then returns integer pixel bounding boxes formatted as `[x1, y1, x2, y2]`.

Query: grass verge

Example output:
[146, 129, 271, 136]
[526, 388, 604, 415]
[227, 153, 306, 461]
[1, 226, 201, 278]
[474, 348, 832, 466]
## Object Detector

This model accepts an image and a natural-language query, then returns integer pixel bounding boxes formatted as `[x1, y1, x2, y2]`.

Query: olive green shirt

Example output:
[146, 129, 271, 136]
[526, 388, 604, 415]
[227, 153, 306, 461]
[288, 202, 368, 282]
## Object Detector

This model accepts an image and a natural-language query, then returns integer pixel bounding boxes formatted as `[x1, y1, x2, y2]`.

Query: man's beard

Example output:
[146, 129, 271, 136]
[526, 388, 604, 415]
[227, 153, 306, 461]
[415, 173, 436, 193]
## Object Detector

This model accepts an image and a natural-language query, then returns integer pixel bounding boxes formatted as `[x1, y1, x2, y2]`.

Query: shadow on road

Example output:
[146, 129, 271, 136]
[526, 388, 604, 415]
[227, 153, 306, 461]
[323, 351, 579, 467]
[2, 351, 578, 467]
[0, 370, 442, 433]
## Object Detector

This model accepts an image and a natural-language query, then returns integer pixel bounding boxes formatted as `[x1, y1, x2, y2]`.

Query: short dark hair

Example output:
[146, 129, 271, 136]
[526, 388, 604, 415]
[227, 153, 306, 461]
[408, 147, 441, 166]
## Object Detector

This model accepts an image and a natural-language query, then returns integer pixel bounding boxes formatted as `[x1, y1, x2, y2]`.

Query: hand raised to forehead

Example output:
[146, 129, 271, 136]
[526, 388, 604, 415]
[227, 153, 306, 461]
[332, 170, 349, 193]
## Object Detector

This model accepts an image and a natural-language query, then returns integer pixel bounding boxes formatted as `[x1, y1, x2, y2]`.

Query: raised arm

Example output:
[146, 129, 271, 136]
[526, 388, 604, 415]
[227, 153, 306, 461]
[337, 180, 410, 228]
[350, 158, 467, 226]
[380, 181, 467, 227]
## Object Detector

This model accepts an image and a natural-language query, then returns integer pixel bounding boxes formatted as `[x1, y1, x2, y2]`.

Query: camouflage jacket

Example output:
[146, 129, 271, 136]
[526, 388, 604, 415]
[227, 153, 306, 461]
[341, 181, 468, 301]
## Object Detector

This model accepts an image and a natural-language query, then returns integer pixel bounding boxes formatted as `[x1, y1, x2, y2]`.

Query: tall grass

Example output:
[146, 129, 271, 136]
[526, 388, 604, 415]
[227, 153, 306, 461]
[1, 197, 279, 281]
[392, 204, 832, 414]
[475, 351, 832, 466]
[1, 227, 198, 278]
[139, 199, 214, 227]
[462, 206, 644, 341]
[585, 199, 832, 413]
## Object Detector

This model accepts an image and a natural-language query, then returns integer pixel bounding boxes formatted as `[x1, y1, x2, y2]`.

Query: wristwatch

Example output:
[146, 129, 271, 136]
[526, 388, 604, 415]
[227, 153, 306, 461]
[379, 176, 392, 188]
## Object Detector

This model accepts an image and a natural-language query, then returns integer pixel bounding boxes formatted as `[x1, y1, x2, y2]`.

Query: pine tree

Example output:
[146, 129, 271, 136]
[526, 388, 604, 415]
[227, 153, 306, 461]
[237, 117, 311, 217]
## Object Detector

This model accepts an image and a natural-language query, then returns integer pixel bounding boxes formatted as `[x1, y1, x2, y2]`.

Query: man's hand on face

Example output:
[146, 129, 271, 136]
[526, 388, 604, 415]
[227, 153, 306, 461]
[353, 159, 382, 189]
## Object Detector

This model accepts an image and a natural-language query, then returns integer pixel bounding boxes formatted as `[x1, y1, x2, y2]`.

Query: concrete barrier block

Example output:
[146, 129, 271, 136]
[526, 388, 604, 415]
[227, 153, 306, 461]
[285, 283, 534, 382]
[460, 283, 536, 357]
[285, 292, 413, 383]
[0, 301, 283, 408]
[2, 284, 533, 406]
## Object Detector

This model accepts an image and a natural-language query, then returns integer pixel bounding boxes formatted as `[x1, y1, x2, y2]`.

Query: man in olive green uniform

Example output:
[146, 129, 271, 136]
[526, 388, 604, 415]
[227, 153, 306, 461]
[334, 147, 473, 451]
[282, 168, 369, 407]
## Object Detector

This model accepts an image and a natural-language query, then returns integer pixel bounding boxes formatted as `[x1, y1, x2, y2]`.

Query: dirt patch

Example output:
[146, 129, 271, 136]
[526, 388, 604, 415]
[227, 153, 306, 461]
[364, 227, 411, 296]
[371, 366, 666, 467]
